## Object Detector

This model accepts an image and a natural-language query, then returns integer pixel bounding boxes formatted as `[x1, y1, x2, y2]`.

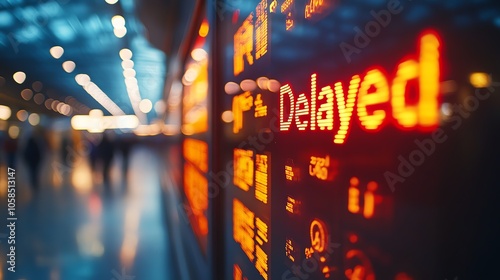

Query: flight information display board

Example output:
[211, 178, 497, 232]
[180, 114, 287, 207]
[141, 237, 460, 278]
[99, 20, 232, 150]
[215, 0, 500, 279]
[182, 18, 211, 255]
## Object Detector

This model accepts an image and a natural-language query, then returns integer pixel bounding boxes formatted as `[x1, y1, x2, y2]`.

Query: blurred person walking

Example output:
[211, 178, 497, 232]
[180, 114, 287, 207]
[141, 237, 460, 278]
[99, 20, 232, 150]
[23, 131, 43, 191]
[97, 133, 115, 190]
[118, 137, 134, 180]
[4, 136, 18, 168]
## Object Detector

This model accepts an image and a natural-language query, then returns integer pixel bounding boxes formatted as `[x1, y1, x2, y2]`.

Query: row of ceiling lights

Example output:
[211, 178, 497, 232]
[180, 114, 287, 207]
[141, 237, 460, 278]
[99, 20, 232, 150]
[9, 70, 77, 117]
[0, 105, 41, 126]
[49, 45, 126, 116]
[119, 48, 147, 123]
[8, 0, 165, 136]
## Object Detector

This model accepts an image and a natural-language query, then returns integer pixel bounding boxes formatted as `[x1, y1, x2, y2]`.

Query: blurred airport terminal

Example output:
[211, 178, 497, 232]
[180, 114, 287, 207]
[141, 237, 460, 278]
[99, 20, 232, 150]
[1, 0, 500, 279]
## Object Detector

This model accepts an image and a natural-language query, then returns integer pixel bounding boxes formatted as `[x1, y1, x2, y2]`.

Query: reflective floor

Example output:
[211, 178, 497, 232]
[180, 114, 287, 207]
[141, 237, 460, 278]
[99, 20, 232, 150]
[0, 146, 173, 280]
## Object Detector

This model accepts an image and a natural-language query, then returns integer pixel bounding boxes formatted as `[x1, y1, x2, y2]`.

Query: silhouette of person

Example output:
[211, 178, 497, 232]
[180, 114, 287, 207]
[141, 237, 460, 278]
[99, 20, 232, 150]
[4, 136, 18, 168]
[118, 137, 134, 180]
[23, 132, 43, 191]
[97, 134, 115, 190]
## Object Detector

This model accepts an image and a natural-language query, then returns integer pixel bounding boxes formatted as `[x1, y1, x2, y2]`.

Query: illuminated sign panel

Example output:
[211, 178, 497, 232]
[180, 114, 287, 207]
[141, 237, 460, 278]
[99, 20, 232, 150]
[233, 1, 270, 76]
[184, 162, 208, 239]
[255, 154, 269, 204]
[234, 14, 254, 76]
[281, 0, 295, 31]
[183, 138, 208, 173]
[233, 148, 254, 191]
[255, 0, 269, 59]
[181, 17, 211, 257]
[218, 0, 500, 279]
[183, 58, 209, 135]
[279, 32, 441, 142]
[233, 199, 270, 280]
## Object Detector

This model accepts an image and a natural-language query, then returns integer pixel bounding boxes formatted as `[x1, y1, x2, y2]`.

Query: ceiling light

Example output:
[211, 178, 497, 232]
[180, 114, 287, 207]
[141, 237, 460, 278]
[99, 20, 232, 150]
[111, 15, 125, 28]
[256, 77, 269, 89]
[123, 68, 136, 78]
[28, 113, 40, 126]
[8, 126, 20, 139]
[50, 46, 64, 59]
[191, 48, 208, 62]
[267, 79, 281, 92]
[183, 68, 198, 85]
[60, 104, 72, 116]
[221, 110, 234, 123]
[119, 49, 132, 60]
[114, 27, 127, 38]
[139, 99, 153, 113]
[154, 100, 166, 114]
[13, 71, 26, 84]
[56, 102, 65, 113]
[0, 105, 11, 120]
[83, 82, 125, 115]
[32, 81, 43, 91]
[21, 89, 33, 100]
[45, 99, 54, 110]
[105, 0, 119, 4]
[16, 110, 28, 121]
[89, 109, 103, 117]
[121, 60, 134, 69]
[240, 79, 257, 92]
[34, 93, 45, 105]
[62, 61, 76, 73]
[51, 100, 60, 111]
[224, 82, 240, 95]
[75, 74, 91, 86]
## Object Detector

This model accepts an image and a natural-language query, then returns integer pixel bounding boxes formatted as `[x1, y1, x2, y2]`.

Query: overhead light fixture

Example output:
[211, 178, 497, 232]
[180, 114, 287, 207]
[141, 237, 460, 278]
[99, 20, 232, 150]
[13, 71, 26, 84]
[221, 110, 234, 123]
[139, 99, 153, 113]
[75, 74, 91, 86]
[51, 100, 60, 111]
[71, 114, 139, 132]
[21, 89, 34, 100]
[121, 60, 134, 69]
[82, 81, 125, 116]
[16, 110, 28, 121]
[45, 99, 53, 110]
[50, 46, 64, 59]
[34, 93, 45, 105]
[191, 48, 208, 62]
[59, 104, 72, 116]
[119, 50, 145, 123]
[28, 113, 40, 126]
[105, 0, 119, 4]
[111, 15, 125, 28]
[62, 61, 76, 73]
[8, 126, 20, 139]
[154, 100, 166, 114]
[112, 15, 127, 38]
[32, 81, 43, 91]
[119, 49, 132, 60]
[113, 27, 127, 38]
[183, 68, 199, 85]
[0, 105, 11, 120]
[123, 68, 136, 78]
